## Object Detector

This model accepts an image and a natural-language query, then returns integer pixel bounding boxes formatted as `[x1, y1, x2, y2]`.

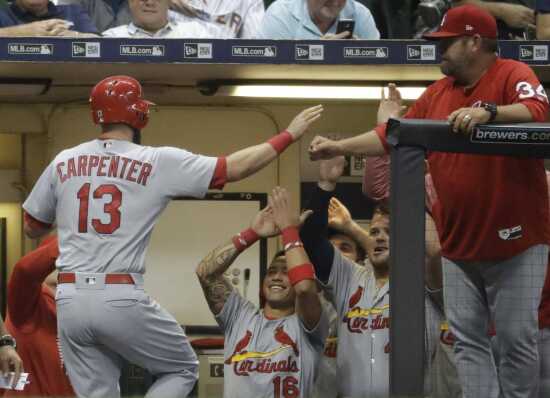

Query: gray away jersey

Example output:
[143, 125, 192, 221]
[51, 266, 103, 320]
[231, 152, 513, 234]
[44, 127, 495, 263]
[216, 291, 328, 398]
[327, 250, 442, 398]
[23, 139, 217, 273]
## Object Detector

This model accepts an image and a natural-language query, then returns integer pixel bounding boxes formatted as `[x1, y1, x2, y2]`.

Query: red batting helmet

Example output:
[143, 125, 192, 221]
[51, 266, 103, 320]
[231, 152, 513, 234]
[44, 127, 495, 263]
[90, 75, 154, 130]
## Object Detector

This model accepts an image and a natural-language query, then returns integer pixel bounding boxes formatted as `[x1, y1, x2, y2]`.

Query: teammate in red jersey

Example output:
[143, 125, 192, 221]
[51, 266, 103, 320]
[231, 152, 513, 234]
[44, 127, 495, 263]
[4, 236, 74, 397]
[309, 5, 549, 398]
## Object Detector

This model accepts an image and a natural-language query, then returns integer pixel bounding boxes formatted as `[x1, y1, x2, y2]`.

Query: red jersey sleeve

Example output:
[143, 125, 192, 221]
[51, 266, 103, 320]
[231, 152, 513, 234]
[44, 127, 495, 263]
[7, 237, 58, 327]
[374, 85, 434, 153]
[504, 61, 549, 122]
[209, 157, 227, 190]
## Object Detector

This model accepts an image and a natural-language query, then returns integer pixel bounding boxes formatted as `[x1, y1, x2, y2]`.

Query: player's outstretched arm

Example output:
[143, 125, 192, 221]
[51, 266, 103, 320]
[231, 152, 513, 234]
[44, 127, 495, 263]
[196, 207, 279, 315]
[269, 187, 322, 330]
[308, 130, 385, 161]
[225, 105, 323, 182]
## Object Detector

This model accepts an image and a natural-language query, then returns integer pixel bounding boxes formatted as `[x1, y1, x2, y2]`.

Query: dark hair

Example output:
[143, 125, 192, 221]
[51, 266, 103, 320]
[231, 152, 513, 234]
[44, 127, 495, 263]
[327, 227, 367, 263]
[270, 250, 286, 265]
[372, 202, 390, 218]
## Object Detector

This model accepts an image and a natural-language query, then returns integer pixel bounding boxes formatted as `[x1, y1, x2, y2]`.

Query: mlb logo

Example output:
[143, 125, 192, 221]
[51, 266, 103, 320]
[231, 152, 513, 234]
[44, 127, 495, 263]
[375, 48, 387, 58]
[534, 45, 548, 61]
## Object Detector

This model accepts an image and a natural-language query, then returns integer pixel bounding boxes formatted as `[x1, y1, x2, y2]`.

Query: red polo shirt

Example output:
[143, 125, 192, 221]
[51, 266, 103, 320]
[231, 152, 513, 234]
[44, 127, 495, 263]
[4, 237, 74, 397]
[376, 58, 550, 262]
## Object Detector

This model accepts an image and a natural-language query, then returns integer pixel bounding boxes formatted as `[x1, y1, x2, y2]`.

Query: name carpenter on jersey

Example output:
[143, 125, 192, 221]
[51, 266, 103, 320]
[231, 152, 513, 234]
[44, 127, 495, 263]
[56, 155, 153, 186]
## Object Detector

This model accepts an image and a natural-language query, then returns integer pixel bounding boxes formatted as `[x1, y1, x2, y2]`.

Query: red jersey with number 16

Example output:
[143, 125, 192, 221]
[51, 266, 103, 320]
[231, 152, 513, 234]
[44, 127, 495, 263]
[376, 58, 550, 262]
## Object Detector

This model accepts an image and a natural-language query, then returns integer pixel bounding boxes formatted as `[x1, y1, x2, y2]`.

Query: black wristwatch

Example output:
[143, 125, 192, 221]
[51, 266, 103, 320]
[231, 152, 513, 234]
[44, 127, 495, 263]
[0, 334, 16, 349]
[482, 102, 498, 122]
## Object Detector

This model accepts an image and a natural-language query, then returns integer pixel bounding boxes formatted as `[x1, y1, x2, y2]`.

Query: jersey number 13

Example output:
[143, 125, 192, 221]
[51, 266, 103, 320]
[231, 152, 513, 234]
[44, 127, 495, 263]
[77, 183, 122, 234]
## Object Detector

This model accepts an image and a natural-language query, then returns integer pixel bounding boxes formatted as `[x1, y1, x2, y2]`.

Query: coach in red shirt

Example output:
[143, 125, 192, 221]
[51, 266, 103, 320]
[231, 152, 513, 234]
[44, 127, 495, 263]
[309, 5, 549, 398]
[4, 236, 74, 397]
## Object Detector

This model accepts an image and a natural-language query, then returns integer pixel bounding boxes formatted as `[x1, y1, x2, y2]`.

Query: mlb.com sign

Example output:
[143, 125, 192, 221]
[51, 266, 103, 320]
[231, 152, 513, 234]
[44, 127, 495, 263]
[343, 47, 388, 58]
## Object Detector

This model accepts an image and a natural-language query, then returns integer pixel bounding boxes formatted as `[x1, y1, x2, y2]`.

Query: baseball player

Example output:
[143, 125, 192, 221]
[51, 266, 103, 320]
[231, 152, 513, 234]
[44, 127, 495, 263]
[21, 75, 323, 398]
[300, 155, 443, 398]
[4, 236, 74, 397]
[313, 197, 369, 398]
[169, 0, 264, 38]
[0, 318, 22, 390]
[309, 5, 549, 397]
[196, 187, 328, 398]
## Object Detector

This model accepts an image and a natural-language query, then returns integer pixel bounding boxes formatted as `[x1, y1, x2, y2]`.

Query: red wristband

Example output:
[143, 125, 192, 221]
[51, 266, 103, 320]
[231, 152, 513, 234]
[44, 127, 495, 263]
[288, 263, 316, 286]
[267, 131, 293, 154]
[232, 228, 260, 252]
[281, 226, 300, 247]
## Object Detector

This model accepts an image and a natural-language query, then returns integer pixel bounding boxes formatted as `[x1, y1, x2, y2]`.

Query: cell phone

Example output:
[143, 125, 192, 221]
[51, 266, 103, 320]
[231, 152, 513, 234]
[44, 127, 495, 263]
[336, 19, 355, 37]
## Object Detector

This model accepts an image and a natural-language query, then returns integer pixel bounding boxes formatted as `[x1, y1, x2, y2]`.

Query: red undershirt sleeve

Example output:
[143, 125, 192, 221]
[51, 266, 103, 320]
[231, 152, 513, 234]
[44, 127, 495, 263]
[209, 157, 227, 190]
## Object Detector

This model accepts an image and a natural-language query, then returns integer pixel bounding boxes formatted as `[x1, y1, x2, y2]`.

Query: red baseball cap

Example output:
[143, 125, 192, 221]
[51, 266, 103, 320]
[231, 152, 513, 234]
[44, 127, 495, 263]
[424, 4, 497, 40]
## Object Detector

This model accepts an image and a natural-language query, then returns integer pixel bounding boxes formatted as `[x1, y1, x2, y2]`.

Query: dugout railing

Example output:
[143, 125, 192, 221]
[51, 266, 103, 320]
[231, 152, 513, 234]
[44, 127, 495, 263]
[387, 119, 550, 397]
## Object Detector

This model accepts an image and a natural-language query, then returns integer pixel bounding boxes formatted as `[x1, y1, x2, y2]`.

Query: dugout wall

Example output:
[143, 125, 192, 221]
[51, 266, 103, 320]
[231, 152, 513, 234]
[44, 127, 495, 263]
[388, 119, 550, 397]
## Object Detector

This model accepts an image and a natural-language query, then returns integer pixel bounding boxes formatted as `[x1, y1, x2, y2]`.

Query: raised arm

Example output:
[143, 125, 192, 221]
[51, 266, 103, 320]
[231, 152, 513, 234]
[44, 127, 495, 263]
[225, 105, 323, 182]
[196, 207, 279, 315]
[328, 197, 369, 257]
[269, 187, 321, 330]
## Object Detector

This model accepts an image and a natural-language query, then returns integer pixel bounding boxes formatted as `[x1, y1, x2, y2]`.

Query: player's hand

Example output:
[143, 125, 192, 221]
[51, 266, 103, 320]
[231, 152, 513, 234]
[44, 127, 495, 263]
[286, 105, 324, 141]
[377, 83, 407, 124]
[328, 197, 353, 231]
[322, 31, 352, 40]
[0, 346, 23, 389]
[319, 156, 346, 190]
[169, 0, 200, 17]
[251, 206, 279, 238]
[496, 3, 535, 30]
[269, 187, 299, 230]
[309, 135, 343, 161]
[448, 107, 491, 135]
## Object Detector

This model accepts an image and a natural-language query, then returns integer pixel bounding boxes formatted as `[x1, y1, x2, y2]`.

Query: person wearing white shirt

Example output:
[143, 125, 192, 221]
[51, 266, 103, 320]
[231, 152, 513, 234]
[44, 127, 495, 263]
[102, 0, 208, 38]
[168, 0, 264, 38]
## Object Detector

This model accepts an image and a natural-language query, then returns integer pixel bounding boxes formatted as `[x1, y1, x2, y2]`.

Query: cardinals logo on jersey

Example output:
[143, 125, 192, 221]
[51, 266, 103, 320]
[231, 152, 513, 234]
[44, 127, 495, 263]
[343, 286, 390, 333]
[226, 326, 300, 376]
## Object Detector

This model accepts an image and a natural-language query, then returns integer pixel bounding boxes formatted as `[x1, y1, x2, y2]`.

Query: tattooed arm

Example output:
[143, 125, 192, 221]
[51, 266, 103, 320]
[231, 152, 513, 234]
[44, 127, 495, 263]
[196, 241, 240, 316]
[197, 207, 280, 316]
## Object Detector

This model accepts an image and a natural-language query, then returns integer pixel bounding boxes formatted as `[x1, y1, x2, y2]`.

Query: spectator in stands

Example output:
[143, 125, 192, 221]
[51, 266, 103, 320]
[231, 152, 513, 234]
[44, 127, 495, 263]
[453, 0, 536, 38]
[0, 0, 98, 36]
[102, 0, 209, 37]
[259, 0, 380, 39]
[168, 0, 264, 38]
[4, 236, 74, 397]
[536, 0, 550, 39]
[58, 0, 131, 33]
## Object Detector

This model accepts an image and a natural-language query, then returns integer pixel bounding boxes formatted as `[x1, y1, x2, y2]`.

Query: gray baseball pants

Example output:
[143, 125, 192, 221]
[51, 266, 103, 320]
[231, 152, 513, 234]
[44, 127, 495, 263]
[56, 273, 198, 398]
[443, 244, 548, 398]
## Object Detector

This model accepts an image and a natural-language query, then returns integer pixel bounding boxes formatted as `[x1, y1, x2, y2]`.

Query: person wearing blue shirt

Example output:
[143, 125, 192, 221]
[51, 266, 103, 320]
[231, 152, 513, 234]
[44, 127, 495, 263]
[0, 0, 98, 36]
[259, 0, 380, 39]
